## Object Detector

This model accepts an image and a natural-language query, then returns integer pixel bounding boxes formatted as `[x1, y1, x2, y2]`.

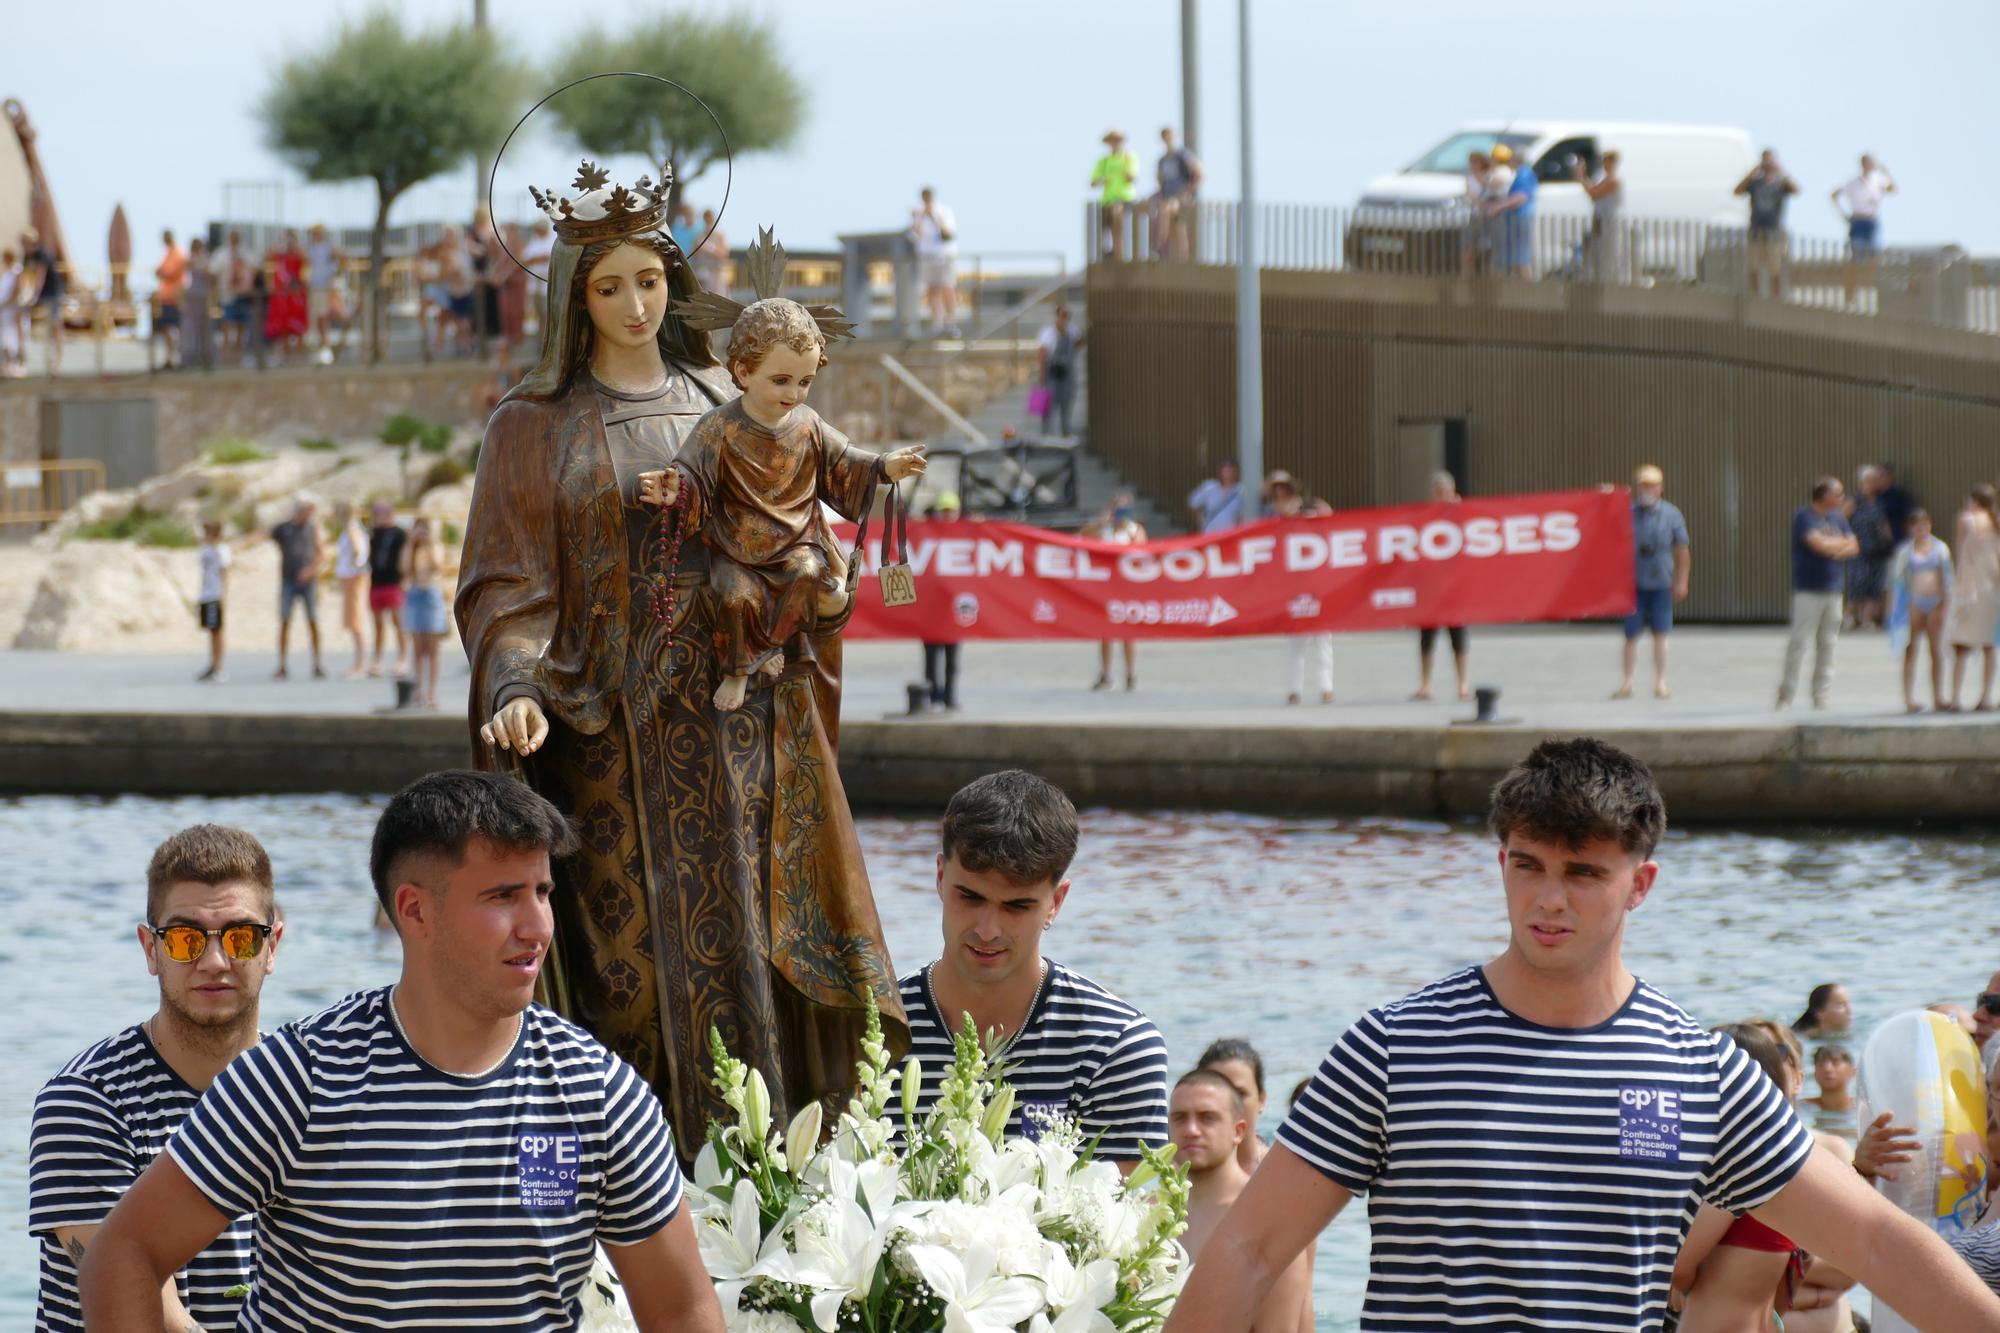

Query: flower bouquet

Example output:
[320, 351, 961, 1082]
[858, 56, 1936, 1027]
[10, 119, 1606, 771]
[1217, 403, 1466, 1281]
[687, 997, 1191, 1332]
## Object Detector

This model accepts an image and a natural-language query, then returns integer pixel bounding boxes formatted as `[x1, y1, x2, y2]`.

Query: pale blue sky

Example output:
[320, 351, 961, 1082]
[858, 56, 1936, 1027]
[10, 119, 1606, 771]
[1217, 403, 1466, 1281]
[11, 0, 1999, 276]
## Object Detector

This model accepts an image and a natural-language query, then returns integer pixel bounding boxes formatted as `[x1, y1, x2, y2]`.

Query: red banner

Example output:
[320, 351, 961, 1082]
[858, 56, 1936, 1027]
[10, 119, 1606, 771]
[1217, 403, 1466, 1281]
[833, 487, 1634, 640]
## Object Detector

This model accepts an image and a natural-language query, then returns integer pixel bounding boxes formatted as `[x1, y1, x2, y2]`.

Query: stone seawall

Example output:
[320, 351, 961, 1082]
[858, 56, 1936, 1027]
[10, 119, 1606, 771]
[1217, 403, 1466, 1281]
[5, 710, 1992, 825]
[2, 340, 1034, 472]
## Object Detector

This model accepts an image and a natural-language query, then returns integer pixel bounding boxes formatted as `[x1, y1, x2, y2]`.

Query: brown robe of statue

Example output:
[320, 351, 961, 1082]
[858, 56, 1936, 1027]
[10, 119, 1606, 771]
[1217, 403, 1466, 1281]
[456, 362, 909, 1156]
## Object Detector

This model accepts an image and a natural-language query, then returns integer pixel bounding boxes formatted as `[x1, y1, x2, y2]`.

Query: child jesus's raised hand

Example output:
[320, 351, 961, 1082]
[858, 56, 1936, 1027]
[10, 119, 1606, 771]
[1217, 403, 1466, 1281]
[638, 468, 681, 507]
[882, 446, 927, 483]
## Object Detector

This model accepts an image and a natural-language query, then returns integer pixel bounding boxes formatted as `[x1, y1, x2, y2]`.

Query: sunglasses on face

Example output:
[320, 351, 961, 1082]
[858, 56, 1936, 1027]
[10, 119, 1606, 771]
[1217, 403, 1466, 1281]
[147, 922, 273, 964]
[1978, 994, 2000, 1017]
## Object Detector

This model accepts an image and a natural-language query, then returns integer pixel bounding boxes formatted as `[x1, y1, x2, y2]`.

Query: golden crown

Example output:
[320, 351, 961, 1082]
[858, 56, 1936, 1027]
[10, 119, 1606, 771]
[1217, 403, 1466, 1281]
[529, 160, 673, 244]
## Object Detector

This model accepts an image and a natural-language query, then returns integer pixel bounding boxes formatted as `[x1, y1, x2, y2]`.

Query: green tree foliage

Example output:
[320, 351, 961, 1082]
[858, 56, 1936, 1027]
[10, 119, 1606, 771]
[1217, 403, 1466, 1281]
[545, 13, 804, 219]
[261, 13, 525, 362]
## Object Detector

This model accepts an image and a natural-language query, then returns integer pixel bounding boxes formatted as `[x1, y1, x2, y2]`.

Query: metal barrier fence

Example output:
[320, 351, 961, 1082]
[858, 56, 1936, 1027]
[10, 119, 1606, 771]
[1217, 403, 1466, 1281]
[1088, 201, 2000, 335]
[9, 244, 1072, 376]
[0, 459, 106, 526]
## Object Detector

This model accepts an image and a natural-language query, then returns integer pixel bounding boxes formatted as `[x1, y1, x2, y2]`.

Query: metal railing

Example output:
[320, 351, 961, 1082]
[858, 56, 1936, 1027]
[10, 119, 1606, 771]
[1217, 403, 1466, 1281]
[0, 459, 106, 526]
[928, 442, 1078, 519]
[7, 241, 1077, 379]
[1087, 201, 2000, 335]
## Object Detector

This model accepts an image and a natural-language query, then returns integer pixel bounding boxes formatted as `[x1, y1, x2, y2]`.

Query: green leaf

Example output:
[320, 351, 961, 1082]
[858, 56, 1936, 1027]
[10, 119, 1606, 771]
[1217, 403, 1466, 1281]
[542, 13, 804, 207]
[261, 13, 526, 195]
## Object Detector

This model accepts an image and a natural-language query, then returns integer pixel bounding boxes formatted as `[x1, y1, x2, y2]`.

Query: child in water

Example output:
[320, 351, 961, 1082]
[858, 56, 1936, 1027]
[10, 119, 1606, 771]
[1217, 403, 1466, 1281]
[641, 297, 925, 711]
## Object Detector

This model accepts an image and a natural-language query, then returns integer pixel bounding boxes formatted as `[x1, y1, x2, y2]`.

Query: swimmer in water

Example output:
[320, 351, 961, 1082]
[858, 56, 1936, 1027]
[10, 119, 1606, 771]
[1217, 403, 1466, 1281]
[1169, 1070, 1309, 1333]
[1793, 983, 1853, 1040]
[1803, 1044, 1856, 1115]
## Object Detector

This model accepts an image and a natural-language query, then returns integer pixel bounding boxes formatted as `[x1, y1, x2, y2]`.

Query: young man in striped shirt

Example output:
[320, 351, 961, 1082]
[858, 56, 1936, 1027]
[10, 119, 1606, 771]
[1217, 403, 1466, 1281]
[900, 769, 1170, 1168]
[1167, 738, 2000, 1332]
[81, 770, 723, 1332]
[29, 825, 281, 1332]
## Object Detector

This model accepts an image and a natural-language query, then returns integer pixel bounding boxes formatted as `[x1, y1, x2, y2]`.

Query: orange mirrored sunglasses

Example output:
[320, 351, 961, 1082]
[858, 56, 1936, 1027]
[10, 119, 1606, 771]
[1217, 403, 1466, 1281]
[146, 922, 273, 963]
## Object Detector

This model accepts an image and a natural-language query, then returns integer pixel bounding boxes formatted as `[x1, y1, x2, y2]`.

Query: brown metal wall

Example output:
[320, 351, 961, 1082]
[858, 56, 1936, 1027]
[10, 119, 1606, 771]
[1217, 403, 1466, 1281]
[1086, 264, 2000, 621]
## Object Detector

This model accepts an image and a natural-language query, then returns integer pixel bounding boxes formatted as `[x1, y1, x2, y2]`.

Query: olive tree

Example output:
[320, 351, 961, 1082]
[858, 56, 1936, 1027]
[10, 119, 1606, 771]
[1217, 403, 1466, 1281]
[261, 13, 524, 362]
[544, 13, 804, 221]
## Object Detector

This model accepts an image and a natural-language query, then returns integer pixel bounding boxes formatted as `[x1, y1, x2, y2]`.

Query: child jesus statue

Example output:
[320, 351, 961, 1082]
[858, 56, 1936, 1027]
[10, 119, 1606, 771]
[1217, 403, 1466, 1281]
[640, 296, 926, 710]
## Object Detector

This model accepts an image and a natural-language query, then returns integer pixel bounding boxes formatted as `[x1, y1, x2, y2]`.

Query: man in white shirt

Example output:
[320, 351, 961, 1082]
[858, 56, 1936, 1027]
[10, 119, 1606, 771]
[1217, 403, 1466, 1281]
[1832, 152, 1895, 310]
[909, 186, 958, 337]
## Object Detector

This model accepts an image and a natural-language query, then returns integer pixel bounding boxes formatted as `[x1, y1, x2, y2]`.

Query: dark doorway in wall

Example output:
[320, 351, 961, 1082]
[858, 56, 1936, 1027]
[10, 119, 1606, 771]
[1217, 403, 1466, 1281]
[1393, 416, 1469, 500]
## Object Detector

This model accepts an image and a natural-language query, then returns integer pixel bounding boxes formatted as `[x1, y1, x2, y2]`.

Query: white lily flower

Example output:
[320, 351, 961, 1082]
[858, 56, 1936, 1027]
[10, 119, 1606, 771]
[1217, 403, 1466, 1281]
[989, 1139, 1044, 1195]
[762, 1161, 929, 1333]
[784, 1101, 823, 1176]
[909, 1241, 1047, 1333]
[697, 1184, 788, 1315]
[1028, 1307, 1115, 1333]
[689, 1141, 735, 1221]
[1040, 1244, 1118, 1313]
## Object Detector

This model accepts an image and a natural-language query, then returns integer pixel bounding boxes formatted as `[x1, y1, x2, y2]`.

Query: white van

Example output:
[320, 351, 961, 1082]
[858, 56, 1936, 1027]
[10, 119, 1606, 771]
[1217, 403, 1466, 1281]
[1349, 121, 1758, 275]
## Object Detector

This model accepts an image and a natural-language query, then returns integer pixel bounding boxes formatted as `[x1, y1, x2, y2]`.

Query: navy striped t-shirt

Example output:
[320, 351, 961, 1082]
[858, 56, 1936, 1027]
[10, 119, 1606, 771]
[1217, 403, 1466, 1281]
[1276, 967, 1815, 1332]
[28, 1025, 255, 1332]
[900, 960, 1170, 1160]
[167, 987, 682, 1330]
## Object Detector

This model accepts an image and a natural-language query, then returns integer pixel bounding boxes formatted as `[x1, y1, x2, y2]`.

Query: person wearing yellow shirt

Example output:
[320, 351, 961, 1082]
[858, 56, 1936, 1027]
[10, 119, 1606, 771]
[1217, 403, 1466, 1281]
[1091, 130, 1141, 259]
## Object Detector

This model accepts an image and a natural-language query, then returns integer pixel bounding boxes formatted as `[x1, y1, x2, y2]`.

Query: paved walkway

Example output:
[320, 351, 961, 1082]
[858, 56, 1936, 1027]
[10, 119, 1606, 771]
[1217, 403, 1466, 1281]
[4, 625, 1994, 734]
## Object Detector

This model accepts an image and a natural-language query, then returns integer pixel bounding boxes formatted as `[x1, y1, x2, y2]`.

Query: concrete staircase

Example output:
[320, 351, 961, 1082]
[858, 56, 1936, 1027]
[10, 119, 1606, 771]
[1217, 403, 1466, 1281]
[939, 347, 1180, 537]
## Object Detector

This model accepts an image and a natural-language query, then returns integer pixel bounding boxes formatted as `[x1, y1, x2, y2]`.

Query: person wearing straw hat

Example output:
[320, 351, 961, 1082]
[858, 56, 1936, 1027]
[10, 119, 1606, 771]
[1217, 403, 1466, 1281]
[1091, 130, 1142, 260]
[1616, 463, 1691, 700]
[1268, 470, 1335, 705]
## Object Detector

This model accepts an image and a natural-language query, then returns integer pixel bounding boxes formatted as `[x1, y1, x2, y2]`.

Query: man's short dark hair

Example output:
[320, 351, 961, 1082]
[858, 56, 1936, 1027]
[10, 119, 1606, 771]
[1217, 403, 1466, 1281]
[1487, 738, 1666, 861]
[939, 770, 1078, 887]
[369, 770, 577, 918]
[1173, 1067, 1245, 1117]
[146, 825, 276, 923]
[1811, 475, 1842, 503]
[1198, 1037, 1267, 1096]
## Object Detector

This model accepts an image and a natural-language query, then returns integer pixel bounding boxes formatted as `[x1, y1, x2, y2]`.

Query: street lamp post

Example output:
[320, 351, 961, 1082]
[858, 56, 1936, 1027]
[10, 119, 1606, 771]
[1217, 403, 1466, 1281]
[1181, 0, 1199, 155]
[473, 0, 492, 212]
[1235, 0, 1263, 515]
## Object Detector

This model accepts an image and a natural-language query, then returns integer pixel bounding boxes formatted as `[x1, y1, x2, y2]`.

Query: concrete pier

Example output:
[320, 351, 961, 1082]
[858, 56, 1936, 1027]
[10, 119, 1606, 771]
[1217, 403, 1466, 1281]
[3, 627, 1993, 823]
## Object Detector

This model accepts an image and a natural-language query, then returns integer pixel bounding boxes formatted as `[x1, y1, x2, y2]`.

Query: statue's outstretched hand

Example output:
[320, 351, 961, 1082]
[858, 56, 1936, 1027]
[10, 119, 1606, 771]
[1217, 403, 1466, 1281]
[883, 446, 928, 483]
[482, 697, 549, 757]
[638, 469, 681, 507]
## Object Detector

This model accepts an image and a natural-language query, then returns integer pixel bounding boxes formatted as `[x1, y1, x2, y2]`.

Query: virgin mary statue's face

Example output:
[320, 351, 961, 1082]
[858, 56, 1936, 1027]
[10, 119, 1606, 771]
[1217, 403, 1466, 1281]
[583, 242, 671, 351]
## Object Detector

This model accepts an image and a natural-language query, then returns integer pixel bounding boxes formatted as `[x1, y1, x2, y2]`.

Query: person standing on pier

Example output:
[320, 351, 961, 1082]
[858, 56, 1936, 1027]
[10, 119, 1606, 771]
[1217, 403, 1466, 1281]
[898, 770, 1170, 1167]
[1615, 463, 1690, 700]
[271, 496, 327, 680]
[1777, 476, 1859, 709]
[1163, 737, 2000, 1332]
[29, 824, 281, 1332]
[1188, 458, 1244, 532]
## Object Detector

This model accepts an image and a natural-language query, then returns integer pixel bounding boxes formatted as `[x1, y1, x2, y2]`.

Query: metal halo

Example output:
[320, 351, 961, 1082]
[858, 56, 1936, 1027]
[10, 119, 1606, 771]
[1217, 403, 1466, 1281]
[485, 70, 734, 284]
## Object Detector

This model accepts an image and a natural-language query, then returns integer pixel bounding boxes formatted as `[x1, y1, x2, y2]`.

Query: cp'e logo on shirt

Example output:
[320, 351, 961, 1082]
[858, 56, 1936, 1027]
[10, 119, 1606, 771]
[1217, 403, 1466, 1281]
[1617, 1086, 1682, 1163]
[519, 1130, 581, 1210]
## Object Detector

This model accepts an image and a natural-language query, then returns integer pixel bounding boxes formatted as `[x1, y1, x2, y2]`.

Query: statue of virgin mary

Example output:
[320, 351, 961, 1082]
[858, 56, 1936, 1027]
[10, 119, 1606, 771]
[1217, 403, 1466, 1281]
[455, 162, 908, 1153]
